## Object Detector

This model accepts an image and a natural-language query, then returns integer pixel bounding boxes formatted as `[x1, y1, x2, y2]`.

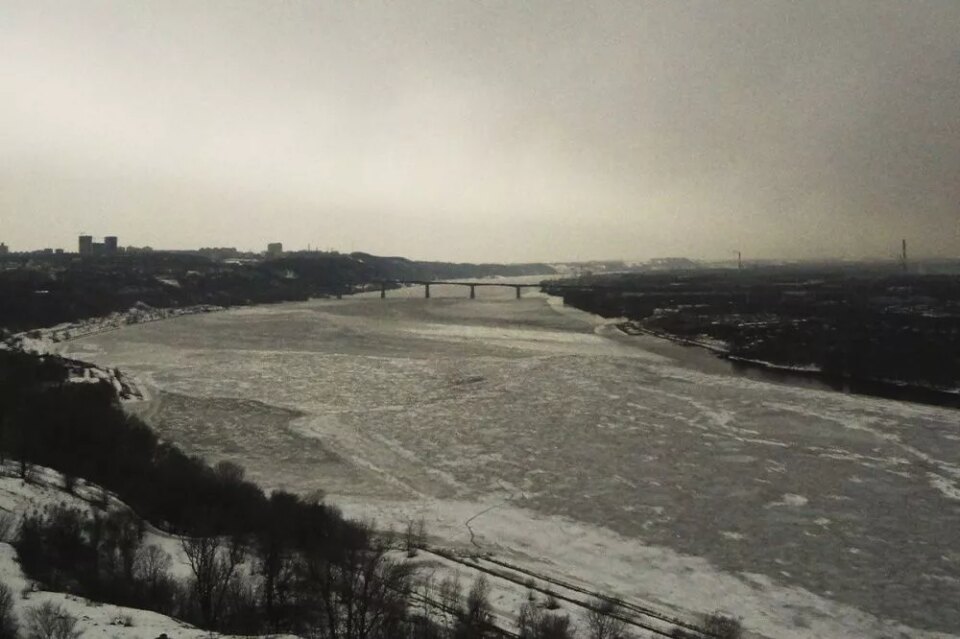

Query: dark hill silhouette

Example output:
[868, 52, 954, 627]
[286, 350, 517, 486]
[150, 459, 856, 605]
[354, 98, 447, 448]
[0, 251, 555, 332]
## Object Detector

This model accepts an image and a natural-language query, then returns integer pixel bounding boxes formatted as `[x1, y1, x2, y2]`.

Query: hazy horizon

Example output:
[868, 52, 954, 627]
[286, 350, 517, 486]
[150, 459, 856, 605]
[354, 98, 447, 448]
[3, 1, 959, 262]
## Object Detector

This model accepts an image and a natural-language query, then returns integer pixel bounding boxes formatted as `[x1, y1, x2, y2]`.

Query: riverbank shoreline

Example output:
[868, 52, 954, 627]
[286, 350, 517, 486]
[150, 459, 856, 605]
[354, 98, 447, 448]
[1, 303, 224, 401]
[616, 319, 960, 409]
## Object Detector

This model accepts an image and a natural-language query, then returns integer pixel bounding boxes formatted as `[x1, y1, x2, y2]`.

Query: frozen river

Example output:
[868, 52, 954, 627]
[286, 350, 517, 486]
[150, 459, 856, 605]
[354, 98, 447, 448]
[62, 284, 960, 638]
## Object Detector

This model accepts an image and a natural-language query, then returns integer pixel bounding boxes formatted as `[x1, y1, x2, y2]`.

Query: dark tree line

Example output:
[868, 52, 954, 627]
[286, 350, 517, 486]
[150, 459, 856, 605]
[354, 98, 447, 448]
[0, 252, 555, 333]
[548, 270, 960, 391]
[13, 503, 485, 637]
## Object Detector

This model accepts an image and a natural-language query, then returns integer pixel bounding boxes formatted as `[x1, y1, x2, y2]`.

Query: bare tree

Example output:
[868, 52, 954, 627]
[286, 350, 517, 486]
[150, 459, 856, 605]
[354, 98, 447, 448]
[256, 534, 298, 632]
[8, 417, 32, 482]
[586, 597, 628, 639]
[0, 583, 19, 639]
[703, 612, 742, 639]
[306, 538, 416, 639]
[134, 545, 172, 586]
[455, 575, 494, 639]
[436, 572, 463, 637]
[18, 457, 34, 483]
[404, 518, 427, 557]
[182, 535, 245, 629]
[24, 602, 82, 639]
[134, 544, 176, 611]
[518, 601, 576, 639]
[103, 510, 143, 582]
[410, 570, 438, 631]
[517, 600, 541, 639]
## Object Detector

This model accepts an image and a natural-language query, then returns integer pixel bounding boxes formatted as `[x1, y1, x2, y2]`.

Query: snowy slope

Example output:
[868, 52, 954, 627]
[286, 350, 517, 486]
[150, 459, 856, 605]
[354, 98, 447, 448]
[0, 464, 264, 639]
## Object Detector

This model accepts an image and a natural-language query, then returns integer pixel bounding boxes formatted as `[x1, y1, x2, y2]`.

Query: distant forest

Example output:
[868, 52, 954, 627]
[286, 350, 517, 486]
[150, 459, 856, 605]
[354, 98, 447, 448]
[0, 252, 555, 332]
[548, 268, 960, 391]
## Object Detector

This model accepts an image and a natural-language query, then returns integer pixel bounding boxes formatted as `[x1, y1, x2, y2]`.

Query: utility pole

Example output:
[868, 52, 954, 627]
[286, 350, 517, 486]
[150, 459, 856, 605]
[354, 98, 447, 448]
[737, 251, 742, 270]
[901, 239, 907, 273]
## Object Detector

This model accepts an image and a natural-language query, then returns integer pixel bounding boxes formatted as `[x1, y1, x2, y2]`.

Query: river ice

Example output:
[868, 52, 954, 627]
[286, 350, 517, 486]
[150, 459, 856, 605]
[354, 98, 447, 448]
[60, 284, 960, 638]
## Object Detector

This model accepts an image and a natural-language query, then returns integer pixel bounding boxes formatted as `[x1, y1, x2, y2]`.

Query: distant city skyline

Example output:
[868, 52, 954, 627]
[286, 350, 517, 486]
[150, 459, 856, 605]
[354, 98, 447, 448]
[1, 233, 950, 267]
[0, 231, 953, 264]
[3, 1, 959, 262]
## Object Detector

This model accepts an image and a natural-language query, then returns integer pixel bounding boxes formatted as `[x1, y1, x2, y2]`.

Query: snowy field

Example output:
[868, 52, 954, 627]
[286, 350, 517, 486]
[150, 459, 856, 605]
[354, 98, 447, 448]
[58, 283, 960, 638]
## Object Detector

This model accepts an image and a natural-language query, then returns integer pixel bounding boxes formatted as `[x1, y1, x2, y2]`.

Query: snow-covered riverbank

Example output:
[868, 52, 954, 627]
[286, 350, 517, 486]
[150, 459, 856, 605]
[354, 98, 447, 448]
[616, 320, 960, 400]
[2, 303, 223, 355]
[1, 303, 223, 400]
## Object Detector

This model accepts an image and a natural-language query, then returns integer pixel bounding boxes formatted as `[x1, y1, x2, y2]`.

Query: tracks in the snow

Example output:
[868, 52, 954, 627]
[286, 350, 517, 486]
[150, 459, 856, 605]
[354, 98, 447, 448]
[463, 482, 520, 550]
[421, 546, 713, 639]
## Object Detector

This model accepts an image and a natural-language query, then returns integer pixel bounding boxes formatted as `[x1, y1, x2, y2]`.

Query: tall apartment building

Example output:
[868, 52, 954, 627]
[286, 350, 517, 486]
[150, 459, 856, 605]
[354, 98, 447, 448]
[79, 234, 119, 255]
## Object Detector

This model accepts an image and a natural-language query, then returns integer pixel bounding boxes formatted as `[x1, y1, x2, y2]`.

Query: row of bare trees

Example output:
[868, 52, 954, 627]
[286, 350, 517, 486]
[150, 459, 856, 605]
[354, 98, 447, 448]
[9, 498, 743, 639]
[11, 500, 652, 639]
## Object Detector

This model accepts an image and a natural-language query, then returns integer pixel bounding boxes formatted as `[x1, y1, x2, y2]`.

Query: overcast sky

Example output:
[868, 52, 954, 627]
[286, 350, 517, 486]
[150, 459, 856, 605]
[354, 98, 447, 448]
[2, 1, 959, 262]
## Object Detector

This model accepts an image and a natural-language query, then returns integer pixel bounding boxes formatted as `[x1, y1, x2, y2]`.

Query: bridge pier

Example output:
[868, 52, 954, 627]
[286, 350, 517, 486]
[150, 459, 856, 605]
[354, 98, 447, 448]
[380, 282, 386, 299]
[515, 286, 522, 299]
[470, 285, 476, 299]
[424, 284, 431, 299]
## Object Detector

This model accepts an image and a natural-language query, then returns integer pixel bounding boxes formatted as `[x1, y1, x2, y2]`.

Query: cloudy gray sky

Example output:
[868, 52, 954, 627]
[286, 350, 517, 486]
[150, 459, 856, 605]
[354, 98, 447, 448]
[2, 1, 959, 262]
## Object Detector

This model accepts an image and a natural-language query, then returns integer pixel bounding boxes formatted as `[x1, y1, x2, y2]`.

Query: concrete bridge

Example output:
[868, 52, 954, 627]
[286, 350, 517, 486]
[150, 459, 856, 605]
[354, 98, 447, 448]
[328, 281, 618, 300]
[377, 280, 546, 299]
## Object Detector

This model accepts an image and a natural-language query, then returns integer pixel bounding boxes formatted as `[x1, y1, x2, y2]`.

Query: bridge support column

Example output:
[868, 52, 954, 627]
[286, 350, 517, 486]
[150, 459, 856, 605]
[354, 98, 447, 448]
[425, 284, 431, 299]
[470, 285, 476, 299]
[515, 286, 522, 299]
[380, 282, 386, 299]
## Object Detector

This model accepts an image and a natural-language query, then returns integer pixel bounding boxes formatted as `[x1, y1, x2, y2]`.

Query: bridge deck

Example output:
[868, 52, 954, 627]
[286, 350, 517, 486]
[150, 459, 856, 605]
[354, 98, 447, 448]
[382, 281, 622, 290]
[391, 280, 543, 287]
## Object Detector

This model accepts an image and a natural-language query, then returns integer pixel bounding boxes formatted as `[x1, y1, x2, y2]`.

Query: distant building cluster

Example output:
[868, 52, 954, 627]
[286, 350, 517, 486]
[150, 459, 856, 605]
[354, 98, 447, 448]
[0, 243, 65, 256]
[648, 257, 699, 270]
[79, 235, 119, 256]
[198, 247, 240, 261]
[2, 237, 303, 261]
